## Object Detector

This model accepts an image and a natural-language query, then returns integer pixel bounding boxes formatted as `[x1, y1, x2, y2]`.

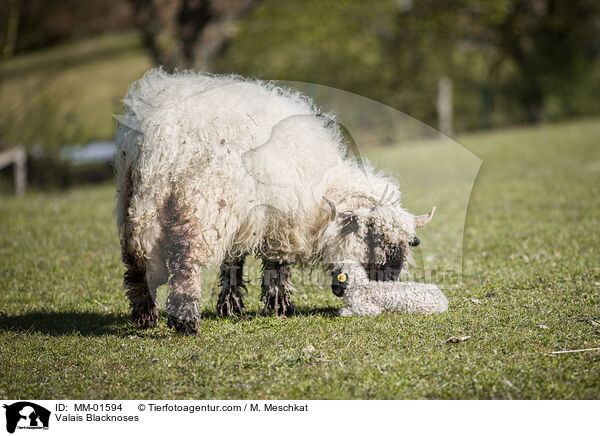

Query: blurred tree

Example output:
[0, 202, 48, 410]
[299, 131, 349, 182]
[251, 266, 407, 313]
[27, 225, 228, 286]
[218, 0, 398, 104]
[2, 0, 20, 58]
[390, 0, 600, 124]
[129, 0, 260, 71]
[0, 0, 134, 55]
[221, 0, 600, 130]
[467, 0, 600, 122]
[384, 1, 463, 128]
[2, 0, 599, 142]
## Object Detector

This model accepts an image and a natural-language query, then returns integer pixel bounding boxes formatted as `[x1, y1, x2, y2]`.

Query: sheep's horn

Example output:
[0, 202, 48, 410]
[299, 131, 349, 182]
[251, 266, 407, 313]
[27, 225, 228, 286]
[322, 196, 337, 221]
[415, 206, 436, 228]
[377, 184, 389, 206]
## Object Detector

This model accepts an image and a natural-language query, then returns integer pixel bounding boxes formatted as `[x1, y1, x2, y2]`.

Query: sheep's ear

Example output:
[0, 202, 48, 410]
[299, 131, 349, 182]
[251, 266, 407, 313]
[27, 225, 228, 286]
[340, 213, 359, 237]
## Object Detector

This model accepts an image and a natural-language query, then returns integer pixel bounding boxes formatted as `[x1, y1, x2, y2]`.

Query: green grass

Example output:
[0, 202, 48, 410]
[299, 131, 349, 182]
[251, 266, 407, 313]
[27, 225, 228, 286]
[1, 118, 600, 399]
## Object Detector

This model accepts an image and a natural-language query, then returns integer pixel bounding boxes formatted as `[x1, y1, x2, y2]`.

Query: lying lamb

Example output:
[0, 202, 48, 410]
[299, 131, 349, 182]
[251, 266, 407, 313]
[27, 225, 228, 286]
[332, 261, 449, 316]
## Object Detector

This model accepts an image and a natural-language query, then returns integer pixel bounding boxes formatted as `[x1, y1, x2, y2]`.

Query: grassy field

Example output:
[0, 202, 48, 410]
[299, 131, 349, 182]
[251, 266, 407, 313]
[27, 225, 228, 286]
[1, 118, 599, 399]
[0, 33, 151, 149]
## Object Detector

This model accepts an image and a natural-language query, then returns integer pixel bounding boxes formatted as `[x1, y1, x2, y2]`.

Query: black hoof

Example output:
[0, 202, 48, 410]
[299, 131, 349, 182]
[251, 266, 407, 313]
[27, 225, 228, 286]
[263, 296, 295, 317]
[216, 288, 245, 317]
[132, 303, 159, 328]
[167, 315, 199, 335]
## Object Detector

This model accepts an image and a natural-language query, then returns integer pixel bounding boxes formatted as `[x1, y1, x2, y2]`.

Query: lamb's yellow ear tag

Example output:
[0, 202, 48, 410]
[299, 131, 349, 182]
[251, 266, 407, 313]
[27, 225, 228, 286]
[337, 273, 347, 283]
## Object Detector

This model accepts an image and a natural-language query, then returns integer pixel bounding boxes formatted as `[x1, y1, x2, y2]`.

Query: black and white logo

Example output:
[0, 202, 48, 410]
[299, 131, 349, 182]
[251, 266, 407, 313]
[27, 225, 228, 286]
[3, 402, 50, 434]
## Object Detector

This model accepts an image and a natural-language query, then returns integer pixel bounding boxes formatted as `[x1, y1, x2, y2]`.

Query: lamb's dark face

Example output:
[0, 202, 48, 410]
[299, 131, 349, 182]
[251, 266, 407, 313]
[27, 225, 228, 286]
[331, 268, 348, 297]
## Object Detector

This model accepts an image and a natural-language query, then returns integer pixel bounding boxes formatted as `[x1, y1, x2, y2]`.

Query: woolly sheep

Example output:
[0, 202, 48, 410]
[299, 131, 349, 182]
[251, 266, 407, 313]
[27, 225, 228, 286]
[332, 261, 449, 316]
[115, 68, 436, 334]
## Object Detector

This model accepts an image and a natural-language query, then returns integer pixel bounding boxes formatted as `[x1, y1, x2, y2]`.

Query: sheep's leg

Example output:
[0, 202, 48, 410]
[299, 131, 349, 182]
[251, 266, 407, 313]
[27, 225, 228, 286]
[162, 195, 203, 335]
[120, 166, 158, 328]
[217, 256, 246, 317]
[164, 246, 203, 335]
[261, 260, 296, 317]
[123, 248, 159, 328]
[166, 277, 201, 335]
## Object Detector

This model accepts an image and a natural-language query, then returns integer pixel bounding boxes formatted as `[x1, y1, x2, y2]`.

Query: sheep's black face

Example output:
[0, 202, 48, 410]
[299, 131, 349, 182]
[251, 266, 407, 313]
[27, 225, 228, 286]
[364, 241, 404, 281]
[363, 221, 419, 282]
[331, 268, 348, 297]
[365, 235, 420, 281]
[330, 209, 421, 296]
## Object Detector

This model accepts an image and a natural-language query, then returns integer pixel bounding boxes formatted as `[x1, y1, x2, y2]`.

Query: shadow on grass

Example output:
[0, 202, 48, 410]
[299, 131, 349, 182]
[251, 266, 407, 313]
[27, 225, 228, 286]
[199, 305, 340, 320]
[297, 306, 340, 317]
[0, 311, 130, 337]
[0, 306, 341, 336]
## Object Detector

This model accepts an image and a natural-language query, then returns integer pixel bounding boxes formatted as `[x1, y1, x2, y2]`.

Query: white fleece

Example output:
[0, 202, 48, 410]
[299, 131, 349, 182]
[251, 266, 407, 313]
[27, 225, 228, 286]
[337, 262, 449, 316]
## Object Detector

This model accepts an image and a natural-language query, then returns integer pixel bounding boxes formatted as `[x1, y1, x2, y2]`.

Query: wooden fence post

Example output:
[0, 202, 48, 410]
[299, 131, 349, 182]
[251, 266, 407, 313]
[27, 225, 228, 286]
[0, 147, 27, 196]
[437, 76, 453, 137]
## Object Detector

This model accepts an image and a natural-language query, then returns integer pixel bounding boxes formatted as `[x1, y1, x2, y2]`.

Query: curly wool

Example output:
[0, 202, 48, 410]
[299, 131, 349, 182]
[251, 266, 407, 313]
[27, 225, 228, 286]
[115, 68, 418, 280]
[337, 262, 449, 316]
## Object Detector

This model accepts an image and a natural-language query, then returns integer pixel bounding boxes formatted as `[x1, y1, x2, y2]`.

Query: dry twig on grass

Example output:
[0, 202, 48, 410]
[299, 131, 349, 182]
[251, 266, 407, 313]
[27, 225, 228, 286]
[550, 347, 600, 354]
